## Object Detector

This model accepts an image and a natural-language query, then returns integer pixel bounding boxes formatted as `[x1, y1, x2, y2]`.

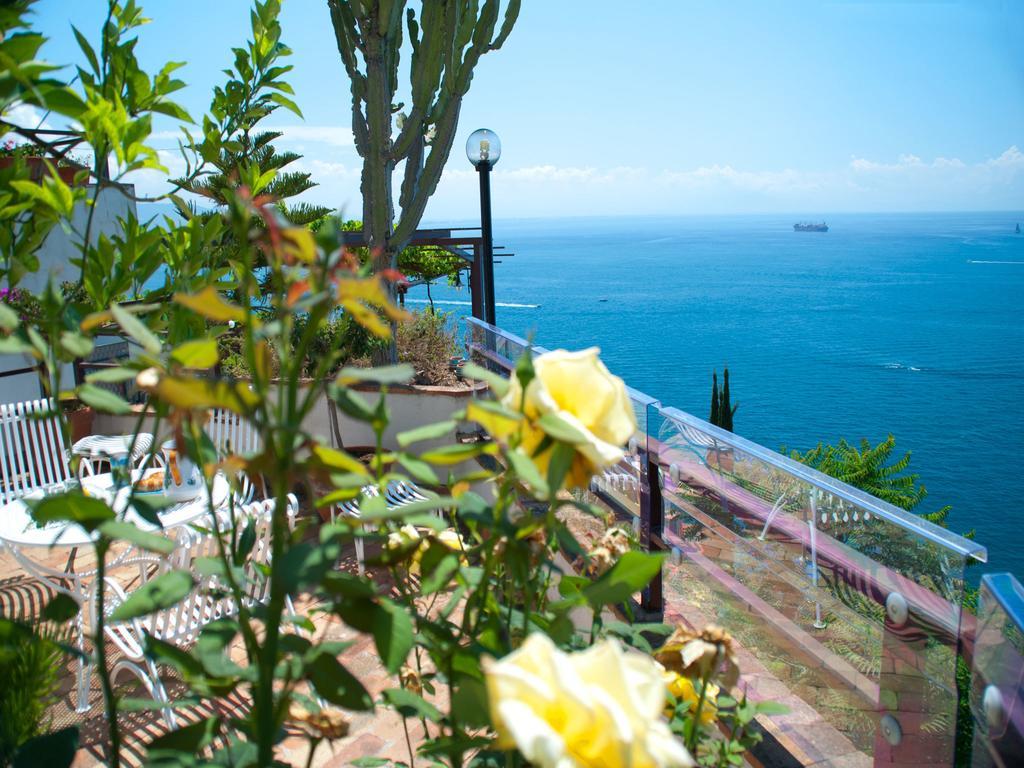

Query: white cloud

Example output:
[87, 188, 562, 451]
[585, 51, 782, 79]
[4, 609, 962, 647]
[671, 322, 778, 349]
[986, 145, 1024, 169]
[1, 104, 54, 133]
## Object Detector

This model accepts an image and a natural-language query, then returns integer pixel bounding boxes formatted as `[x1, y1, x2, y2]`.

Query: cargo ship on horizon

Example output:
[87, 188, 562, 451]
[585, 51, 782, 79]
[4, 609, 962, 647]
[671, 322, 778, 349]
[794, 222, 829, 232]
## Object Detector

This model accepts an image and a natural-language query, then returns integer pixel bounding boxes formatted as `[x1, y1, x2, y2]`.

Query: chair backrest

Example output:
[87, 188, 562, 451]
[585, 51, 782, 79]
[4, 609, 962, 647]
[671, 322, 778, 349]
[0, 399, 73, 504]
[207, 409, 263, 501]
[207, 409, 260, 459]
[139, 495, 297, 647]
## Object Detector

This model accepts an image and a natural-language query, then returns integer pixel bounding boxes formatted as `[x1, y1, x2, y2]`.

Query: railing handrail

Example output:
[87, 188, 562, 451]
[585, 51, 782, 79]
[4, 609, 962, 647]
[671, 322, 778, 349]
[982, 572, 1024, 630]
[658, 405, 986, 562]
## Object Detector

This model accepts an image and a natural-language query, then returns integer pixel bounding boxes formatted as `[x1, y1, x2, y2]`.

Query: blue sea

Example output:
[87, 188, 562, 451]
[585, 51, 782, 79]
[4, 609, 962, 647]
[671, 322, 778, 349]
[409, 212, 1024, 579]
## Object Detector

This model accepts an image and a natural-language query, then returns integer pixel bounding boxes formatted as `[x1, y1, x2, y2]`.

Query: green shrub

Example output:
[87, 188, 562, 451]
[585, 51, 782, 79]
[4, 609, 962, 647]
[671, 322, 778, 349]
[0, 619, 67, 766]
[396, 309, 460, 386]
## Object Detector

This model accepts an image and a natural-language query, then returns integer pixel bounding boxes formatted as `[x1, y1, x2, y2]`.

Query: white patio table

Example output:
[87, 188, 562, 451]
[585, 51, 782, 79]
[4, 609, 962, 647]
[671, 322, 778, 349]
[0, 469, 229, 712]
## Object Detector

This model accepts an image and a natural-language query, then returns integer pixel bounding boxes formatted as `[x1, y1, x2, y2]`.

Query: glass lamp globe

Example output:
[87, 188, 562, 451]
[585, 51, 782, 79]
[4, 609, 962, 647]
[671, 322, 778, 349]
[466, 128, 500, 168]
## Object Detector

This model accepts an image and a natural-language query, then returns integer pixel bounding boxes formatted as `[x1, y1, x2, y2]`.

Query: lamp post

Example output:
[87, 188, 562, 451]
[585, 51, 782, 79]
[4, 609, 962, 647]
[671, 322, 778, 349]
[466, 128, 500, 326]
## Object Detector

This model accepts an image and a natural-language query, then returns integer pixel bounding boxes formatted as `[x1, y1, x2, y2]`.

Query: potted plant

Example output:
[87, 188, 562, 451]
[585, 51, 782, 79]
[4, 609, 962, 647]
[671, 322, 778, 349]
[0, 140, 87, 186]
[62, 398, 95, 442]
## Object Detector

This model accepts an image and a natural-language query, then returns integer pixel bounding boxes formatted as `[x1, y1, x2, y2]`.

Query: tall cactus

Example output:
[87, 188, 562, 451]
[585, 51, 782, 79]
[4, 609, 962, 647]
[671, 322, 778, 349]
[328, 0, 520, 273]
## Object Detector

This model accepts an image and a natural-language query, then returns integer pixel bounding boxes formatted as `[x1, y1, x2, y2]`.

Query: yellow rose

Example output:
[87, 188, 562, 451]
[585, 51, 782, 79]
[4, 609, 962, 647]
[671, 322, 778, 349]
[473, 348, 637, 492]
[483, 633, 694, 768]
[663, 669, 719, 726]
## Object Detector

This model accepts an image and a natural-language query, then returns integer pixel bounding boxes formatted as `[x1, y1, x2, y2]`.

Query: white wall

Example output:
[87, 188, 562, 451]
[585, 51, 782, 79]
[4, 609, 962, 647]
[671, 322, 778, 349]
[1, 184, 137, 404]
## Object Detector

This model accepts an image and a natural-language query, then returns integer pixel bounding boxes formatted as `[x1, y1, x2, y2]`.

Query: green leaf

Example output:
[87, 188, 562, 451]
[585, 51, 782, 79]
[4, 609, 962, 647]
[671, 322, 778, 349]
[372, 599, 413, 674]
[146, 716, 221, 753]
[514, 349, 536, 395]
[450, 675, 490, 728]
[417, 545, 459, 596]
[358, 497, 454, 522]
[505, 448, 549, 497]
[85, 366, 138, 384]
[336, 364, 413, 386]
[0, 335, 34, 355]
[459, 362, 509, 398]
[754, 701, 791, 716]
[173, 286, 246, 323]
[396, 419, 456, 447]
[269, 90, 303, 118]
[305, 650, 373, 710]
[546, 442, 576, 494]
[331, 388, 375, 422]
[111, 303, 161, 355]
[395, 453, 439, 485]
[130, 493, 172, 528]
[13, 726, 78, 768]
[583, 551, 665, 607]
[0, 302, 19, 330]
[77, 384, 132, 415]
[310, 444, 372, 477]
[537, 412, 588, 445]
[382, 687, 441, 721]
[59, 331, 93, 358]
[71, 25, 100, 75]
[42, 593, 80, 623]
[278, 539, 339, 592]
[195, 620, 242, 678]
[110, 570, 193, 621]
[31, 491, 114, 533]
[170, 338, 219, 368]
[420, 443, 493, 465]
[98, 521, 175, 554]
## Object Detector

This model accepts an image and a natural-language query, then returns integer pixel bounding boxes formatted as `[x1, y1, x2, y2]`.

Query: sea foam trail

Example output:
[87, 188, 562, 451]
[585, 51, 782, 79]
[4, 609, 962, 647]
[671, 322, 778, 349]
[405, 298, 540, 308]
[967, 260, 1024, 264]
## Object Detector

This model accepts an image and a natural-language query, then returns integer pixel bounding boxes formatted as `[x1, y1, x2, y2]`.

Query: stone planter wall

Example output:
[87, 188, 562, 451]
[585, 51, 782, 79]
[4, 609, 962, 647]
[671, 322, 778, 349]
[91, 380, 489, 470]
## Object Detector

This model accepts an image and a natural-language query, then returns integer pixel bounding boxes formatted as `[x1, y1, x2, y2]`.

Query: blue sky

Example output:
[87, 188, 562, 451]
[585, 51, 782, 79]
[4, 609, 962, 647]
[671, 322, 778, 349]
[26, 0, 1024, 219]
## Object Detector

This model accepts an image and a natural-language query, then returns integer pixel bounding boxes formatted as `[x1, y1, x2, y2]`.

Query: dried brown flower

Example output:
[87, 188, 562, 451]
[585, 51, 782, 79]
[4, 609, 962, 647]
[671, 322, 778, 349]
[400, 664, 423, 696]
[654, 624, 740, 688]
[289, 703, 350, 741]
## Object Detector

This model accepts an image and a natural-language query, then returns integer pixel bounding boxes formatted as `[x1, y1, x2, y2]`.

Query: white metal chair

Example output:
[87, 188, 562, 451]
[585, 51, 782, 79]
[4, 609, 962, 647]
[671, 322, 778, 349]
[207, 409, 264, 503]
[97, 494, 298, 728]
[332, 480, 434, 575]
[0, 398, 74, 504]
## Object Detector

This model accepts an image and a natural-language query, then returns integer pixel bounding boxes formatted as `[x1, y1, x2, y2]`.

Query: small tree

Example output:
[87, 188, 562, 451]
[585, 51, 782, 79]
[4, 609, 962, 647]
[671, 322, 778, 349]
[710, 371, 720, 426]
[709, 368, 737, 432]
[720, 367, 736, 432]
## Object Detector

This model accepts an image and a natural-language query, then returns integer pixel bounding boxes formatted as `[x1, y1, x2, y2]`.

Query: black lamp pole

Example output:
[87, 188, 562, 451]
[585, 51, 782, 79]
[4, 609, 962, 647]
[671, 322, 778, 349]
[476, 161, 496, 326]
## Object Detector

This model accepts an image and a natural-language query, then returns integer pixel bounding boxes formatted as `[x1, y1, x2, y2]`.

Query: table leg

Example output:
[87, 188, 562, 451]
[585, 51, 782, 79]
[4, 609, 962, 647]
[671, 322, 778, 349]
[74, 588, 91, 713]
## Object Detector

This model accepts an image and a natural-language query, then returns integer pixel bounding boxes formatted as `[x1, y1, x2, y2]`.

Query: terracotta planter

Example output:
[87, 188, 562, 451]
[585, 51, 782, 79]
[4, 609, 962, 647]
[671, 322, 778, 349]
[67, 407, 95, 442]
[0, 156, 83, 185]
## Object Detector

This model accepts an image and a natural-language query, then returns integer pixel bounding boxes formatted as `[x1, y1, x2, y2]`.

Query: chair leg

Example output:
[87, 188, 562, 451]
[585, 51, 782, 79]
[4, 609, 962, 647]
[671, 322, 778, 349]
[111, 658, 178, 729]
[355, 536, 365, 576]
[74, 610, 91, 713]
